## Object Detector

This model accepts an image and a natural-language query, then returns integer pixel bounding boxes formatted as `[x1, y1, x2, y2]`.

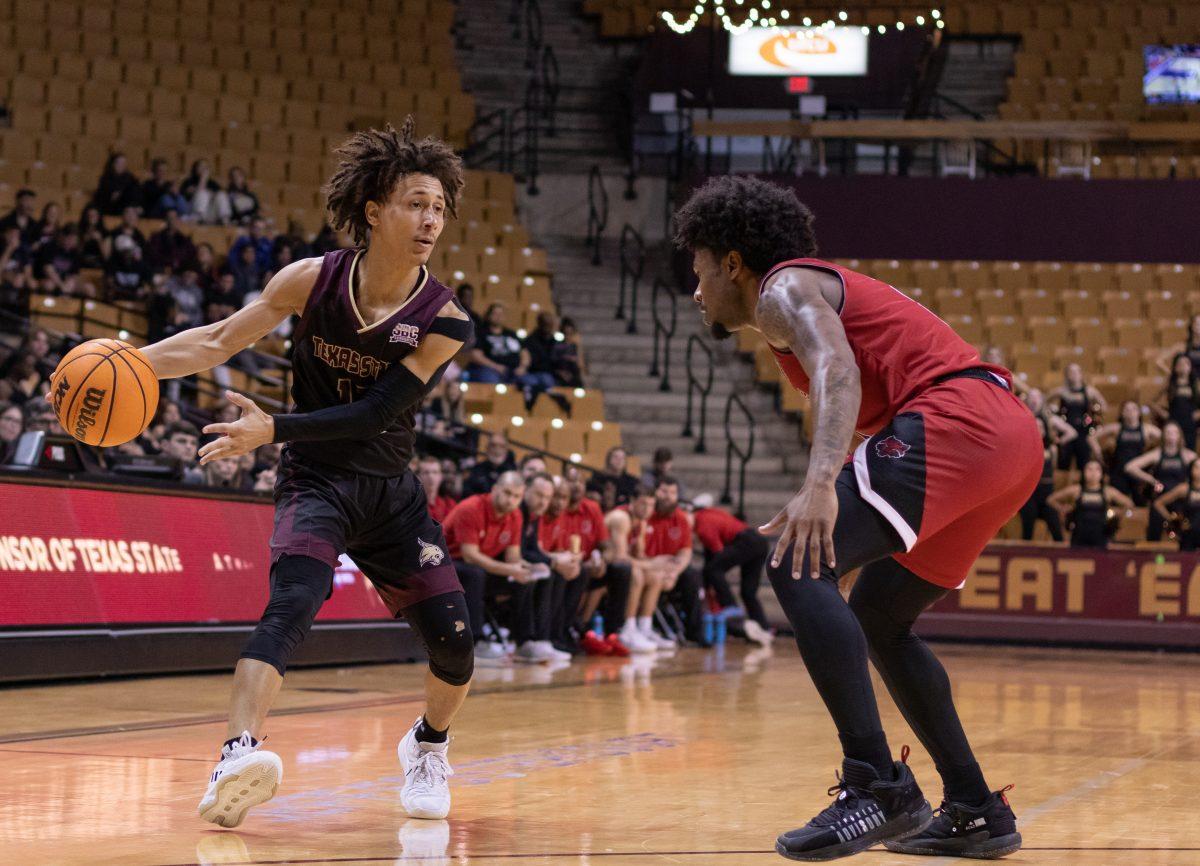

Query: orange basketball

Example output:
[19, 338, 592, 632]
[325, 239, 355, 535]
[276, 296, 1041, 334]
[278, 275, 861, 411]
[49, 339, 160, 447]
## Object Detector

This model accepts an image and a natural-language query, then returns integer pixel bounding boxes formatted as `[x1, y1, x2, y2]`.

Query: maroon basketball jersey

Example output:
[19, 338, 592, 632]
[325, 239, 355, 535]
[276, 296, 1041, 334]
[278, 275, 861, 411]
[759, 258, 1010, 436]
[286, 248, 455, 475]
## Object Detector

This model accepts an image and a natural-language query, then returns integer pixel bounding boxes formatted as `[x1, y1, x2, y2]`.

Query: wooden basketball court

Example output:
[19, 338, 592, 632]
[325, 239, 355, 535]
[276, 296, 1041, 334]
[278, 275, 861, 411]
[2, 643, 1197, 865]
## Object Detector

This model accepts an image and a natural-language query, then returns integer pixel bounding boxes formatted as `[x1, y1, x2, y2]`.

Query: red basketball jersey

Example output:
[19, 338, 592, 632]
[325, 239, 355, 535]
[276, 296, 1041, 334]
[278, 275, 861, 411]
[760, 258, 1009, 436]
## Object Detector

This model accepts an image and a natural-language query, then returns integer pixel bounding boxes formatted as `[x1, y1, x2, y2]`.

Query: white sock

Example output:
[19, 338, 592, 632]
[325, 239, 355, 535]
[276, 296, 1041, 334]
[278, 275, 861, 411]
[637, 616, 653, 633]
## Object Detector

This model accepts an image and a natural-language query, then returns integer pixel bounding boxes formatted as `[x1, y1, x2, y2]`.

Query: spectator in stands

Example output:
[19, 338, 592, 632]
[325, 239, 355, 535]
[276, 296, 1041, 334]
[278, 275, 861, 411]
[138, 398, 182, 454]
[155, 178, 193, 221]
[519, 453, 547, 481]
[1093, 399, 1159, 505]
[466, 302, 524, 384]
[0, 189, 38, 245]
[164, 265, 206, 329]
[0, 400, 23, 463]
[0, 328, 53, 383]
[193, 242, 220, 291]
[182, 160, 227, 225]
[441, 458, 465, 500]
[229, 242, 263, 298]
[34, 225, 87, 297]
[586, 445, 640, 507]
[462, 431, 517, 495]
[32, 201, 62, 251]
[22, 396, 63, 436]
[141, 159, 174, 218]
[1, 225, 33, 311]
[547, 466, 635, 656]
[253, 465, 277, 493]
[418, 454, 458, 523]
[513, 472, 579, 663]
[225, 167, 260, 225]
[1048, 364, 1106, 472]
[105, 236, 151, 300]
[311, 223, 340, 255]
[107, 206, 147, 257]
[161, 420, 204, 484]
[1018, 415, 1065, 542]
[520, 312, 565, 398]
[455, 282, 483, 337]
[203, 455, 244, 490]
[1049, 459, 1133, 549]
[641, 447, 687, 498]
[1160, 353, 1200, 450]
[553, 315, 585, 387]
[1154, 458, 1200, 551]
[77, 206, 107, 268]
[205, 271, 243, 323]
[228, 217, 273, 271]
[0, 351, 43, 405]
[690, 492, 772, 645]
[1123, 420, 1196, 541]
[92, 153, 142, 216]
[443, 470, 532, 665]
[272, 241, 294, 273]
[146, 209, 197, 273]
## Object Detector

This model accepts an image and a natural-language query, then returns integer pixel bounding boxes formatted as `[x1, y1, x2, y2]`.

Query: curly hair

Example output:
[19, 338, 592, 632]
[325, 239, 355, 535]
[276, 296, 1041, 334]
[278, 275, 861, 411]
[323, 117, 464, 246]
[672, 175, 817, 273]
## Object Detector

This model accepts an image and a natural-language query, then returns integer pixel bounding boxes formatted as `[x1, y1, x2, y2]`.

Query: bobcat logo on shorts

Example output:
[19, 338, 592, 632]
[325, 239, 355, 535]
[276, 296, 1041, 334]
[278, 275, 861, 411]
[417, 537, 445, 568]
[875, 435, 911, 459]
[390, 323, 421, 346]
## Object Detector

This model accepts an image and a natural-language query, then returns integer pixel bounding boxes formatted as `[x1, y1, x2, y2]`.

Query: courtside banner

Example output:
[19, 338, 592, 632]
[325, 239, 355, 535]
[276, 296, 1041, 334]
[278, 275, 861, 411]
[728, 26, 869, 76]
[0, 480, 392, 626]
[917, 543, 1200, 648]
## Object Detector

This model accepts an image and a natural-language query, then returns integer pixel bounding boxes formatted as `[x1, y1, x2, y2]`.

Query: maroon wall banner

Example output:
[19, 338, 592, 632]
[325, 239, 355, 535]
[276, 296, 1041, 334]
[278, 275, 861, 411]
[919, 543, 1200, 648]
[0, 480, 393, 627]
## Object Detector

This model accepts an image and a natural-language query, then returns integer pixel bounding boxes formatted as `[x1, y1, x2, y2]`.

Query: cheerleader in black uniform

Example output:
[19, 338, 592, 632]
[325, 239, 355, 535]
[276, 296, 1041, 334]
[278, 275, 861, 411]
[1048, 459, 1134, 549]
[1155, 314, 1200, 379]
[1153, 458, 1200, 550]
[1019, 415, 1067, 541]
[1025, 386, 1083, 452]
[1160, 353, 1200, 450]
[1092, 400, 1160, 506]
[1125, 420, 1197, 541]
[1048, 363, 1108, 472]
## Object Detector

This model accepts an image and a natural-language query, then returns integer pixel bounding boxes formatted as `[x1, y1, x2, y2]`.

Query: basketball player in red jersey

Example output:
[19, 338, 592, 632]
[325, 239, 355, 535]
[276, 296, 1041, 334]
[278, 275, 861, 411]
[141, 120, 473, 828]
[674, 176, 1038, 861]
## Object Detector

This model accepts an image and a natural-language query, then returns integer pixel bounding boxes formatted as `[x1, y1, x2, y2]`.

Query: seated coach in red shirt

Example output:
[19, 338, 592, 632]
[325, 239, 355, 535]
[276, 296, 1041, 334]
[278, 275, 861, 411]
[442, 471, 531, 665]
[639, 477, 706, 646]
[691, 493, 773, 646]
[417, 454, 458, 524]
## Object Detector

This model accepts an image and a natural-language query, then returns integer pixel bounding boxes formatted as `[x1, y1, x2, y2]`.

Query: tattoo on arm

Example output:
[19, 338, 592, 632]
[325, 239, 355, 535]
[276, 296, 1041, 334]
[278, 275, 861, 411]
[757, 269, 860, 487]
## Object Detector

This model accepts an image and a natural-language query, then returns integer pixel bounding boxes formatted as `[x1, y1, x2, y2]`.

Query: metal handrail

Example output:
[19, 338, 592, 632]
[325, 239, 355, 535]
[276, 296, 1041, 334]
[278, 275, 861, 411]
[513, 77, 541, 194]
[681, 334, 713, 452]
[524, 0, 543, 69]
[464, 106, 512, 171]
[540, 44, 560, 137]
[720, 392, 755, 519]
[585, 164, 608, 266]
[648, 277, 676, 392]
[615, 223, 644, 333]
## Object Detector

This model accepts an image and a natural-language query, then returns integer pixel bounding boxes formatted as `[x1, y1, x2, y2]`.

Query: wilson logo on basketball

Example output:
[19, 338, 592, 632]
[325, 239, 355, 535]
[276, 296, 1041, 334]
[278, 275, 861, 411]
[875, 435, 911, 459]
[73, 387, 107, 441]
[52, 375, 70, 413]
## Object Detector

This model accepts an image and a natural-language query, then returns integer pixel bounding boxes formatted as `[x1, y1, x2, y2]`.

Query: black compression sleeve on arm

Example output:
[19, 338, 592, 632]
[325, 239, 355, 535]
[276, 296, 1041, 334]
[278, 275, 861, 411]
[271, 360, 447, 443]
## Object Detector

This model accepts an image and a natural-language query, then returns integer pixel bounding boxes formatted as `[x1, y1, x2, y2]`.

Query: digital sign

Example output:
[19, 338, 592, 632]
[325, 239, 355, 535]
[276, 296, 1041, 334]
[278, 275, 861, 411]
[728, 26, 869, 76]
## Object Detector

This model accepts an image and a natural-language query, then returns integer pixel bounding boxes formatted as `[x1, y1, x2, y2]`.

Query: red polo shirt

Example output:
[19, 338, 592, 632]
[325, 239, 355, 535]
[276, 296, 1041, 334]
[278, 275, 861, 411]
[693, 507, 747, 554]
[428, 495, 458, 525]
[443, 494, 523, 560]
[643, 507, 692, 557]
[541, 498, 608, 555]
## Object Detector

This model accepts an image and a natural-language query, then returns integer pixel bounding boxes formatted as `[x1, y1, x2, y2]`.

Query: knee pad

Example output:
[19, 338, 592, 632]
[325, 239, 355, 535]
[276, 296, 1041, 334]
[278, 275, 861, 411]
[241, 554, 332, 676]
[406, 592, 475, 687]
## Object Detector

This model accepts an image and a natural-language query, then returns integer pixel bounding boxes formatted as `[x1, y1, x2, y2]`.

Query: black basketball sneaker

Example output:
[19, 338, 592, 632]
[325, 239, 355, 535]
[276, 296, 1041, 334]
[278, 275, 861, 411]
[883, 786, 1022, 859]
[775, 747, 933, 861]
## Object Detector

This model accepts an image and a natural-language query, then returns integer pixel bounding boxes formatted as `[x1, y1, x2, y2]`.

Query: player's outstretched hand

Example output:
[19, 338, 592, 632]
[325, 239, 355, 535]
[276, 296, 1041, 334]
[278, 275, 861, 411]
[199, 391, 275, 465]
[758, 483, 838, 580]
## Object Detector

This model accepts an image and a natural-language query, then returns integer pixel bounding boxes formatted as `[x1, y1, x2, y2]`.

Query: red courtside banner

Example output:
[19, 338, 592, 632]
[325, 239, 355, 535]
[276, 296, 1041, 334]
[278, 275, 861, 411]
[917, 542, 1200, 648]
[0, 480, 393, 626]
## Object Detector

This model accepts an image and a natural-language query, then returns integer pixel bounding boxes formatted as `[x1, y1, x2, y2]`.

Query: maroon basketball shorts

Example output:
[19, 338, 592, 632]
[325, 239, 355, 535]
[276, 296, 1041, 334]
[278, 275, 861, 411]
[850, 375, 1043, 590]
[269, 450, 461, 614]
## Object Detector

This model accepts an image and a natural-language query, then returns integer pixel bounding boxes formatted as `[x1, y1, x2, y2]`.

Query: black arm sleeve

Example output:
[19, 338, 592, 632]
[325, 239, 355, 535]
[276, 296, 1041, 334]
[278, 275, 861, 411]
[521, 515, 552, 566]
[272, 358, 451, 444]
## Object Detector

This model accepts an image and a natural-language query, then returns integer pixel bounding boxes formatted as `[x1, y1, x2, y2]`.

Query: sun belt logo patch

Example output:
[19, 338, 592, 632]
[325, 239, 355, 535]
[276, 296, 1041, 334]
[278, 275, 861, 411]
[875, 435, 911, 459]
[390, 323, 420, 346]
[417, 537, 444, 567]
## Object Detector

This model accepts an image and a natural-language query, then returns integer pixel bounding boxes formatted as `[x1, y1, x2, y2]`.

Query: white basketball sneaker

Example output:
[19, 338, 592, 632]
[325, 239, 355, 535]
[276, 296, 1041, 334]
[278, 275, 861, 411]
[198, 731, 282, 828]
[398, 718, 454, 819]
[640, 621, 677, 651]
[619, 622, 658, 654]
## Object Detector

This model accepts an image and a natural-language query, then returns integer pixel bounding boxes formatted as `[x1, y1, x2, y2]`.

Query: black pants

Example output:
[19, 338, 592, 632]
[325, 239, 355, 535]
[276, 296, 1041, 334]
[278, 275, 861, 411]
[1056, 428, 1091, 471]
[703, 528, 770, 628]
[454, 559, 556, 645]
[665, 565, 705, 641]
[554, 560, 633, 640]
[768, 465, 987, 801]
[1019, 482, 1063, 541]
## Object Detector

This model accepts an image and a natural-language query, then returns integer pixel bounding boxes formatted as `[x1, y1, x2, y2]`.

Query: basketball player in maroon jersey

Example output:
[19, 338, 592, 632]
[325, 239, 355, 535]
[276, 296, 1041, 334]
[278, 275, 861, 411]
[142, 120, 474, 828]
[674, 176, 1036, 861]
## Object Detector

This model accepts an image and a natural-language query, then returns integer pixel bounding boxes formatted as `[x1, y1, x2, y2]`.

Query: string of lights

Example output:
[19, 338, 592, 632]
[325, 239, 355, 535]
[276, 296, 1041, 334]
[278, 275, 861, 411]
[659, 1, 944, 36]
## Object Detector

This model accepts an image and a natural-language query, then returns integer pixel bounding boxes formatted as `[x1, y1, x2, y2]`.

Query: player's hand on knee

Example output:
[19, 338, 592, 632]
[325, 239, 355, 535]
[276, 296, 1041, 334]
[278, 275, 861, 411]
[759, 483, 838, 580]
[199, 391, 274, 464]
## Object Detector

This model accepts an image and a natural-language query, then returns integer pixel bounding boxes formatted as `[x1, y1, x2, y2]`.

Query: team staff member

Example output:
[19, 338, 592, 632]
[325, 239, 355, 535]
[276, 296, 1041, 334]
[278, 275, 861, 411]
[691, 493, 772, 646]
[442, 472, 531, 664]
[635, 477, 704, 647]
